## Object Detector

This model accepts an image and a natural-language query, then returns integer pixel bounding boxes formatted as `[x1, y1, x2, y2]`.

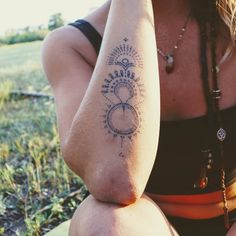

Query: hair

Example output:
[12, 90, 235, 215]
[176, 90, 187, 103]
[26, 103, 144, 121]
[190, 0, 236, 42]
[217, 0, 236, 43]
[190, 0, 236, 63]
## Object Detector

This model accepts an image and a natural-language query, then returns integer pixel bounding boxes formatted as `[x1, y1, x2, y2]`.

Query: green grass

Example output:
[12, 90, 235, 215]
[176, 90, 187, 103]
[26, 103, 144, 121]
[0, 42, 41, 68]
[0, 41, 50, 93]
[0, 41, 86, 236]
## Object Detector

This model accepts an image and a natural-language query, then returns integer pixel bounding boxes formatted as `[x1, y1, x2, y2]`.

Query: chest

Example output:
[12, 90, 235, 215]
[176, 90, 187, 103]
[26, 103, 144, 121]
[156, 29, 236, 121]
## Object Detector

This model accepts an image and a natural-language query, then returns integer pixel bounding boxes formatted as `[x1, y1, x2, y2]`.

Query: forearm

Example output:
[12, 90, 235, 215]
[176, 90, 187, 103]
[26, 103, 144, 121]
[64, 0, 160, 203]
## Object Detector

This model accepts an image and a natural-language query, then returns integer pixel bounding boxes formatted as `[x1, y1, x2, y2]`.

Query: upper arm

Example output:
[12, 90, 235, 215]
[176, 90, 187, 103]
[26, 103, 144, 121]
[41, 26, 95, 144]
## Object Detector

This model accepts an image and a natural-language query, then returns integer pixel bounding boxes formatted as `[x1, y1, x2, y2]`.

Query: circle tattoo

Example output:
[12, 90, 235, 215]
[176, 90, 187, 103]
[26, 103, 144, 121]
[107, 103, 139, 136]
[101, 39, 145, 147]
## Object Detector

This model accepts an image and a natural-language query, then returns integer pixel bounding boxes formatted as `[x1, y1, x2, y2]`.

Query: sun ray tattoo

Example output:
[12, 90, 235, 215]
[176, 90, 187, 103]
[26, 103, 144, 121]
[101, 38, 145, 148]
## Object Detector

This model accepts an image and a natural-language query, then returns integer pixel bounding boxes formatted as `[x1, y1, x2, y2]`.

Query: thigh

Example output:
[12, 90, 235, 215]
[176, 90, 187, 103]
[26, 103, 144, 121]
[69, 194, 178, 236]
[227, 222, 236, 236]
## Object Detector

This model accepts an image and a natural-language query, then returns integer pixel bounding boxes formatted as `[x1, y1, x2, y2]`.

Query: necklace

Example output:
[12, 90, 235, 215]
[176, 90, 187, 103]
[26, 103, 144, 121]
[193, 16, 230, 229]
[210, 24, 229, 229]
[157, 14, 191, 74]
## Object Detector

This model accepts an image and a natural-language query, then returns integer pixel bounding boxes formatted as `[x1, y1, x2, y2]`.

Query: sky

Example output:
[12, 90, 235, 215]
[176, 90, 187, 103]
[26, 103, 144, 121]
[0, 0, 106, 35]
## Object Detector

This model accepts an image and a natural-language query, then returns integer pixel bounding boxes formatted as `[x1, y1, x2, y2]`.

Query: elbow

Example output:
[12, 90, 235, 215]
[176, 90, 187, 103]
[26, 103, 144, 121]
[87, 174, 143, 206]
[63, 155, 143, 205]
[109, 187, 142, 206]
[61, 141, 144, 205]
[60, 139, 84, 176]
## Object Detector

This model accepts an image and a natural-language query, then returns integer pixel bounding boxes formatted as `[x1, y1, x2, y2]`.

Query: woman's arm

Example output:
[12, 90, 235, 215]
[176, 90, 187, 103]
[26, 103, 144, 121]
[43, 0, 160, 205]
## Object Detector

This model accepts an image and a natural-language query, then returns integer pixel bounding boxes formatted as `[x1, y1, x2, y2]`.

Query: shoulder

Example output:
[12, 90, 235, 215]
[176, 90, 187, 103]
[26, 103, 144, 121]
[42, 0, 110, 67]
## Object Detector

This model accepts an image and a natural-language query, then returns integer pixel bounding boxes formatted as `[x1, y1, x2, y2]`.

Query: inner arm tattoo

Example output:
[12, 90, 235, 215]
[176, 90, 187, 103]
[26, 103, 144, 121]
[101, 38, 145, 149]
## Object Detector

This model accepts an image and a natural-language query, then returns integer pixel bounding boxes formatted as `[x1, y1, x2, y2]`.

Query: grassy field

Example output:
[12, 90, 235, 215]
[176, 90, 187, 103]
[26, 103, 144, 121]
[0, 41, 86, 236]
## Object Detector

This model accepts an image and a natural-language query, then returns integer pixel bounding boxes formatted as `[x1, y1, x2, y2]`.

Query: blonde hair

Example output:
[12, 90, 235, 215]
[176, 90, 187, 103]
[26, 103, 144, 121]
[214, 0, 236, 64]
[217, 0, 236, 42]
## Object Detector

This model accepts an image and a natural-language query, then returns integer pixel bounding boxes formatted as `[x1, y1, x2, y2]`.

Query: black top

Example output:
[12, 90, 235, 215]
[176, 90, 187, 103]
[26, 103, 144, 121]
[69, 19, 236, 195]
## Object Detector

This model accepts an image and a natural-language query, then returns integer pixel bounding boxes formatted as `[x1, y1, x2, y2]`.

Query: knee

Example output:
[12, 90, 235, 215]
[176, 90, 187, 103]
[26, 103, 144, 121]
[69, 195, 121, 236]
[69, 194, 176, 236]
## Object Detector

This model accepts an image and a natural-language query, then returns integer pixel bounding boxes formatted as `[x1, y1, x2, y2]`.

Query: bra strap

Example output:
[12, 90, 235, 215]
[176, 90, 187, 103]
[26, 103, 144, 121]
[69, 19, 102, 55]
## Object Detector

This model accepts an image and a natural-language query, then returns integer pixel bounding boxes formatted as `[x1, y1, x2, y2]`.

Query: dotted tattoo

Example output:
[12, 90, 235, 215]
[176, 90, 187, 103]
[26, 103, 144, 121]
[101, 39, 145, 147]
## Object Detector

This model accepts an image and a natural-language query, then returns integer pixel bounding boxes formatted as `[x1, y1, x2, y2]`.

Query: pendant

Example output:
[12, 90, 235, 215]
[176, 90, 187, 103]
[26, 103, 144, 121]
[194, 149, 213, 189]
[194, 168, 208, 189]
[165, 54, 174, 74]
[217, 128, 227, 142]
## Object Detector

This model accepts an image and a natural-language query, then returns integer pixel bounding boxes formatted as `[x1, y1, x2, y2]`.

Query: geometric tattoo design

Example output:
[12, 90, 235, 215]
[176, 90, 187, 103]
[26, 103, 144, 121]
[101, 38, 145, 147]
[107, 39, 143, 70]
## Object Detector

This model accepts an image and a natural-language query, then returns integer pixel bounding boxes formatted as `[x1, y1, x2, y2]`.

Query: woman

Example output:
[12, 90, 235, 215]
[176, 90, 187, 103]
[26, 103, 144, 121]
[42, 0, 236, 235]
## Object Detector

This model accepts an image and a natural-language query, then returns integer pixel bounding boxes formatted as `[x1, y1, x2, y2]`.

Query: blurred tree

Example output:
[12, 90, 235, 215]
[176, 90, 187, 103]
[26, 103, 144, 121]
[48, 13, 65, 31]
[0, 26, 49, 45]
